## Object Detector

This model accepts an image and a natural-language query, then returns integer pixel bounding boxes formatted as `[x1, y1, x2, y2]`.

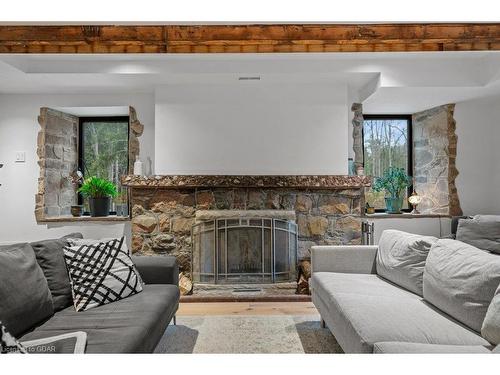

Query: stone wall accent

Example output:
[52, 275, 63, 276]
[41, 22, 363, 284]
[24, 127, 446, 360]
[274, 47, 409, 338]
[128, 106, 143, 174]
[35, 108, 79, 220]
[413, 104, 462, 216]
[351, 103, 364, 171]
[129, 186, 364, 277]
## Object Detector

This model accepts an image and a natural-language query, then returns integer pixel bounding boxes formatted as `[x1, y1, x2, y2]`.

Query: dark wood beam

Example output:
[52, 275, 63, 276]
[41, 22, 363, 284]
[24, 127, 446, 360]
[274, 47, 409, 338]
[1, 24, 500, 53]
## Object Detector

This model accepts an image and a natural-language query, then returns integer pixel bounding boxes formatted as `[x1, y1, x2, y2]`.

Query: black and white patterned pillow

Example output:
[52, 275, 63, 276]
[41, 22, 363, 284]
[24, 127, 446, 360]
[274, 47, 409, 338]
[64, 237, 143, 312]
[1, 321, 26, 354]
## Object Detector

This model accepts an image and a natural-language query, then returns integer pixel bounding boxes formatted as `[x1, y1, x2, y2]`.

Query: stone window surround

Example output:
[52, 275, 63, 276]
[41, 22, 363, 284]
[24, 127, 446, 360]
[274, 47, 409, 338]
[35, 106, 144, 223]
[351, 102, 462, 216]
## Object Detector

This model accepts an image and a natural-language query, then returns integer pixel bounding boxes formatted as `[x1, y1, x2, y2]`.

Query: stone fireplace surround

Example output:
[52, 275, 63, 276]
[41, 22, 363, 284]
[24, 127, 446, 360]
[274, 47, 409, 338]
[123, 175, 370, 294]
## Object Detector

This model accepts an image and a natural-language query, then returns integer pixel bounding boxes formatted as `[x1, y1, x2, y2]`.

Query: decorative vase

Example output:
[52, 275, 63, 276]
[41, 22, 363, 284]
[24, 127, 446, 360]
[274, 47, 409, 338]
[89, 197, 111, 217]
[385, 197, 404, 214]
[70, 205, 83, 217]
[133, 155, 143, 176]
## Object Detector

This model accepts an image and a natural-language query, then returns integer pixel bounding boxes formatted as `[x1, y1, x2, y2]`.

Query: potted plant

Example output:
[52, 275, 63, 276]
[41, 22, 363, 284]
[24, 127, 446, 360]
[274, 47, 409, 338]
[372, 167, 412, 214]
[78, 176, 118, 217]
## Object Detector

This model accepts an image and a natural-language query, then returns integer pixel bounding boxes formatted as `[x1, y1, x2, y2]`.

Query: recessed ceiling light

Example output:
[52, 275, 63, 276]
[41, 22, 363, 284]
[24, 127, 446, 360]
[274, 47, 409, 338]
[238, 76, 261, 81]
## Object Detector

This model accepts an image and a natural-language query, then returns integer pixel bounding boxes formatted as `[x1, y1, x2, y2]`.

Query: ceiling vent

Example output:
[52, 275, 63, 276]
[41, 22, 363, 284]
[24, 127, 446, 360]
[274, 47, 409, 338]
[238, 76, 261, 81]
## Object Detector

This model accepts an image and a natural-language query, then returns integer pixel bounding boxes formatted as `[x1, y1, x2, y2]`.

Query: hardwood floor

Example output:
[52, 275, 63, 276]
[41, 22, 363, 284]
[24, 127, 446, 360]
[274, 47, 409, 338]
[177, 301, 318, 316]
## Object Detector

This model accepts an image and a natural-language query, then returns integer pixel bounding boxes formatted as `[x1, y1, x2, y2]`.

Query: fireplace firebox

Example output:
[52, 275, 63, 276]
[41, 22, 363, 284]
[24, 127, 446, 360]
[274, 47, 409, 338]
[192, 218, 298, 284]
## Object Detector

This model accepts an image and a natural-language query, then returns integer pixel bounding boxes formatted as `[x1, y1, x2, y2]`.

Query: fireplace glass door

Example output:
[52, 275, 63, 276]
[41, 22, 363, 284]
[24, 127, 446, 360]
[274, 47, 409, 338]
[192, 218, 297, 284]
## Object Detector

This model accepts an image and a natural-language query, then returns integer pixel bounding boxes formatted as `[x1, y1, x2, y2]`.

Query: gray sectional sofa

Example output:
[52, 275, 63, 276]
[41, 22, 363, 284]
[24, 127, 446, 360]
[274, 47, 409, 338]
[311, 229, 500, 354]
[0, 234, 180, 353]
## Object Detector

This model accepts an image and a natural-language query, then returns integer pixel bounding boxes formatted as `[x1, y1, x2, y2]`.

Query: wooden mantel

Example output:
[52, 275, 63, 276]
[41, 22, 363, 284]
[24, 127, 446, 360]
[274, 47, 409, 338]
[122, 175, 371, 189]
[1, 24, 500, 53]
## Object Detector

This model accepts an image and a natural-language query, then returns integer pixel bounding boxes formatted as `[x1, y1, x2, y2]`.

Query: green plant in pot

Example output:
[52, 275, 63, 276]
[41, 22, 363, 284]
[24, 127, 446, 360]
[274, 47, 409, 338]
[372, 167, 412, 214]
[78, 176, 118, 217]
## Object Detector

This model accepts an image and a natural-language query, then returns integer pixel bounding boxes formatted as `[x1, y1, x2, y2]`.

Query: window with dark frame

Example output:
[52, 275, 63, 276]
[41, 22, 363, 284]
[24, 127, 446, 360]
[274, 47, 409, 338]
[362, 114, 413, 211]
[78, 116, 130, 215]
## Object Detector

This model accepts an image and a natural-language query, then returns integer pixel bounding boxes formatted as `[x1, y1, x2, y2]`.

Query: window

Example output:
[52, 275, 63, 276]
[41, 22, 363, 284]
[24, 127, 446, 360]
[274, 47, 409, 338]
[362, 115, 412, 211]
[78, 116, 129, 214]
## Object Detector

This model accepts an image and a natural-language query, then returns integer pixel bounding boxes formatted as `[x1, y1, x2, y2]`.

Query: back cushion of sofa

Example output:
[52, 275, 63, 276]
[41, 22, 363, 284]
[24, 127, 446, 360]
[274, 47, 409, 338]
[481, 283, 500, 345]
[0, 243, 54, 337]
[456, 219, 500, 254]
[376, 230, 438, 296]
[30, 233, 83, 311]
[424, 239, 500, 332]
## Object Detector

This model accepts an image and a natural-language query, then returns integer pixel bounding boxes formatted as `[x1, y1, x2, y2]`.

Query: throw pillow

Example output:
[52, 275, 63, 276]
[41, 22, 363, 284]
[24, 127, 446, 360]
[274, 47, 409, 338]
[1, 321, 26, 354]
[472, 215, 500, 222]
[376, 229, 438, 296]
[456, 219, 500, 254]
[67, 237, 130, 255]
[63, 237, 143, 312]
[423, 239, 500, 332]
[0, 243, 54, 337]
[481, 283, 500, 345]
[30, 233, 83, 311]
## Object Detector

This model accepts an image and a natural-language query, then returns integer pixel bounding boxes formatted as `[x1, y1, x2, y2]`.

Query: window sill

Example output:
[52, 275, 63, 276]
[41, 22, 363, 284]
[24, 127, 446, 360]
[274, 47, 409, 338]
[363, 213, 450, 219]
[38, 215, 130, 223]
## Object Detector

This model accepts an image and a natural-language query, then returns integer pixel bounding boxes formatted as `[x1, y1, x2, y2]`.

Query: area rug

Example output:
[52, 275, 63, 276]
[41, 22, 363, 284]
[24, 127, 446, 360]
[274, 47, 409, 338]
[154, 315, 343, 354]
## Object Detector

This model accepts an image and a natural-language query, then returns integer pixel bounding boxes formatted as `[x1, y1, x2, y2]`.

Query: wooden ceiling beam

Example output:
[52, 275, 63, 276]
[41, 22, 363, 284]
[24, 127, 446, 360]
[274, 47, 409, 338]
[1, 24, 500, 53]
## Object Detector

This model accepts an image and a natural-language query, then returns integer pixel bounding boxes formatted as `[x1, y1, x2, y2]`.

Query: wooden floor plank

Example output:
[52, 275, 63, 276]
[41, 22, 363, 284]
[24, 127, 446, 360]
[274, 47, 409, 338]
[177, 301, 318, 316]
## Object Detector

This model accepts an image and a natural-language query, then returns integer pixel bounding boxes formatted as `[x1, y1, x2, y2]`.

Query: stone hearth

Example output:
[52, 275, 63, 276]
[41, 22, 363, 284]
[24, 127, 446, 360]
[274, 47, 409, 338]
[123, 175, 369, 295]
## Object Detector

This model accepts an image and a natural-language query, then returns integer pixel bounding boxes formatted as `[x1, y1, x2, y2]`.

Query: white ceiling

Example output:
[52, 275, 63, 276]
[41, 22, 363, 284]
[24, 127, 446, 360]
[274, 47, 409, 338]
[1, 52, 500, 113]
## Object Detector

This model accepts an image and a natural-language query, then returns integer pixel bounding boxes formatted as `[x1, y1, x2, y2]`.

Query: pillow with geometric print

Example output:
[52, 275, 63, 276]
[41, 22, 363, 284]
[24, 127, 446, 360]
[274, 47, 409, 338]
[1, 321, 27, 354]
[63, 237, 143, 312]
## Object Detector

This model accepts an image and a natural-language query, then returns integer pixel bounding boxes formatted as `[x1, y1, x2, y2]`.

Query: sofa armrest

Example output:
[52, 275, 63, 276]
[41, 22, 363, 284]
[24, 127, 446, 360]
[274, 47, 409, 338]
[311, 245, 378, 274]
[132, 256, 179, 285]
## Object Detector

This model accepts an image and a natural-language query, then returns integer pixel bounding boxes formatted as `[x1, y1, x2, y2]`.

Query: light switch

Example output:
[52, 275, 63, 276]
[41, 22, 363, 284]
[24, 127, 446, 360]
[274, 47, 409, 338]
[15, 151, 26, 163]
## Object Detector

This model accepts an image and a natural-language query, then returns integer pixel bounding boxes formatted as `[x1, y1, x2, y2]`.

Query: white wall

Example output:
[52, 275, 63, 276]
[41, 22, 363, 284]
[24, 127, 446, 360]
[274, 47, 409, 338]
[454, 95, 500, 215]
[0, 93, 154, 243]
[155, 83, 349, 175]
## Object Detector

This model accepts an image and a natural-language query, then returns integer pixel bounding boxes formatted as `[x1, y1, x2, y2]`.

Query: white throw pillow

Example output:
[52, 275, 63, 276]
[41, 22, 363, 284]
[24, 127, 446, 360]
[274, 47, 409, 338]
[482, 283, 500, 345]
[64, 237, 143, 312]
[456, 219, 500, 254]
[376, 230, 438, 296]
[424, 239, 500, 332]
[67, 237, 130, 255]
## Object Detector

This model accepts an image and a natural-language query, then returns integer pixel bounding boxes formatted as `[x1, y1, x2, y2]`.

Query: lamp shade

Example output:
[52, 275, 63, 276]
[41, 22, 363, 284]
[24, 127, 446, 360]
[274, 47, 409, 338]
[408, 191, 422, 205]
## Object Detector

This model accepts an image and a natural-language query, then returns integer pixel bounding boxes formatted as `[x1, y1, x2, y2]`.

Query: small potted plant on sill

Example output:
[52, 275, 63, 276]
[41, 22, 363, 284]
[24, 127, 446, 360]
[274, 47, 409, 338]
[372, 167, 412, 214]
[78, 176, 118, 217]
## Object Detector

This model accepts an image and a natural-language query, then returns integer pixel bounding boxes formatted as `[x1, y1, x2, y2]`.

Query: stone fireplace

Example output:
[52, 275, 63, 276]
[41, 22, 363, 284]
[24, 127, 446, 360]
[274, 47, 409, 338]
[122, 175, 370, 294]
[192, 211, 298, 284]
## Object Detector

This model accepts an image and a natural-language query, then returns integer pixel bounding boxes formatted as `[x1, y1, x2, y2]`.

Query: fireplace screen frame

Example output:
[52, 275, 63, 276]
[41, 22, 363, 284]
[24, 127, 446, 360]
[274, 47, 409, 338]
[191, 217, 298, 284]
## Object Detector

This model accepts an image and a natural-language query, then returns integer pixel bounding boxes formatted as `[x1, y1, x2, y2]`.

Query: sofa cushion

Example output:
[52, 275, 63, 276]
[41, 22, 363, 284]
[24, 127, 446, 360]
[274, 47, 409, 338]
[30, 233, 83, 312]
[19, 285, 179, 353]
[373, 341, 492, 354]
[376, 230, 438, 296]
[312, 272, 488, 353]
[0, 243, 54, 337]
[456, 219, 500, 254]
[64, 237, 143, 312]
[423, 239, 500, 332]
[311, 272, 422, 300]
[481, 283, 500, 345]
